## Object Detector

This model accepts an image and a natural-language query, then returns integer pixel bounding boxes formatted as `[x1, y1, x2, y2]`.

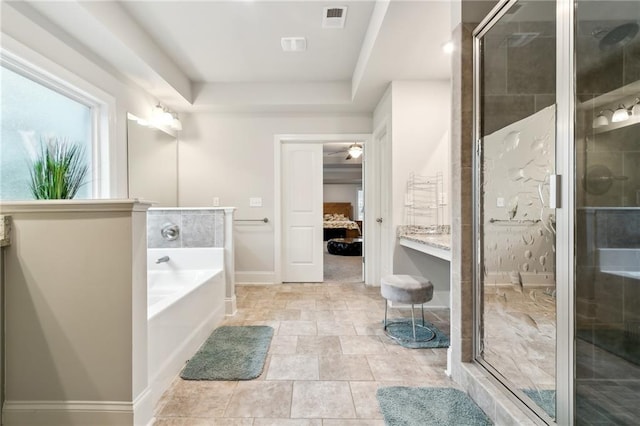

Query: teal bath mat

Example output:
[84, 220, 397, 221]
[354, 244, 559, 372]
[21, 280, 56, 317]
[383, 319, 449, 349]
[181, 325, 273, 380]
[523, 389, 556, 419]
[377, 387, 492, 426]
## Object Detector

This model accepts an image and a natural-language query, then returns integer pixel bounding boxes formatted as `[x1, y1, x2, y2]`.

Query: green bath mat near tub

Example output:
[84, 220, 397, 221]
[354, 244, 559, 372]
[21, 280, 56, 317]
[376, 387, 492, 426]
[181, 325, 274, 380]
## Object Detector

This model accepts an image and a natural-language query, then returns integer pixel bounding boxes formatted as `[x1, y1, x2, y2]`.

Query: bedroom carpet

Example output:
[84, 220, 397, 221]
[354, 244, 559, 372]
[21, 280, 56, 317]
[323, 243, 363, 283]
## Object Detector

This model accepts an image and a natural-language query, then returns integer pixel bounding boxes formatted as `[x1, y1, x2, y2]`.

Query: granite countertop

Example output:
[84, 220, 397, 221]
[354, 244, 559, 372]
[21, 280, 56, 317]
[397, 225, 451, 251]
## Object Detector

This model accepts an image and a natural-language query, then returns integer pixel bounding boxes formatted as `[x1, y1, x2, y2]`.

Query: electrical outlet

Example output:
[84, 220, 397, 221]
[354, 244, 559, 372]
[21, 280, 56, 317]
[212, 197, 220, 207]
[249, 197, 262, 207]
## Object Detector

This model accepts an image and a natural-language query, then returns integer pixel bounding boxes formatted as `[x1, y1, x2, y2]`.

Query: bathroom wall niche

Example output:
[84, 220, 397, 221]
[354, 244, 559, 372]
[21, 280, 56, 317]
[127, 114, 178, 207]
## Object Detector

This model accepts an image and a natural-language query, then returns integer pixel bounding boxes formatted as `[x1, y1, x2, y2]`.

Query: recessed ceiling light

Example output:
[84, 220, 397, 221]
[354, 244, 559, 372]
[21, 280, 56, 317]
[281, 37, 307, 52]
[442, 41, 455, 54]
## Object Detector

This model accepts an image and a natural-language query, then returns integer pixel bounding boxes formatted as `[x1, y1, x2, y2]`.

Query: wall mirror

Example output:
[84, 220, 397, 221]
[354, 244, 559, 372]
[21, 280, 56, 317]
[474, 0, 557, 422]
[127, 113, 178, 207]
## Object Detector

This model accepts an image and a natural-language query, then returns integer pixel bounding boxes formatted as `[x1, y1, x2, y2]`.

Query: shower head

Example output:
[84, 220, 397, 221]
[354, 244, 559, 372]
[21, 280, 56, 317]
[599, 22, 639, 51]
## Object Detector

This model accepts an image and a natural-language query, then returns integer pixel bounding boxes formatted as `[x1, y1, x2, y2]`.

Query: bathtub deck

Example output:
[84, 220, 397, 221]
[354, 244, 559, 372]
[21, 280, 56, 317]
[152, 282, 452, 424]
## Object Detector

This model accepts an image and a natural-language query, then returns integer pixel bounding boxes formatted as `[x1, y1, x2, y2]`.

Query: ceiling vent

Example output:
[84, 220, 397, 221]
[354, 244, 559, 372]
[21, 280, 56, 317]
[281, 37, 307, 52]
[322, 6, 347, 29]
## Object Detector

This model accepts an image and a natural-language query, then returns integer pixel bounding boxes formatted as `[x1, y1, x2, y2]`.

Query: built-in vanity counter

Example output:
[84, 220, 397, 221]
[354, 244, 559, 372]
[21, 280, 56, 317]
[395, 225, 451, 308]
[398, 225, 451, 261]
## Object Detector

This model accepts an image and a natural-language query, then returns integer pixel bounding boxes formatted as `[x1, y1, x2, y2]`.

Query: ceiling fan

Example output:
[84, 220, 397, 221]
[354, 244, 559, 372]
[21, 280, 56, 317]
[327, 143, 363, 160]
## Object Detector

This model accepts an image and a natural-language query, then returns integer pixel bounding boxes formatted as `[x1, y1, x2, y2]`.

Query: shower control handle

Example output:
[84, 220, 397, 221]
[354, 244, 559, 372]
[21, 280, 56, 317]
[161, 223, 180, 241]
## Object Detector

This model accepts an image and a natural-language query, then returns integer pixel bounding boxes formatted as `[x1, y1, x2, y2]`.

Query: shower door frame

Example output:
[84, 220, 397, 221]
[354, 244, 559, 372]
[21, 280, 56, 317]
[471, 0, 575, 424]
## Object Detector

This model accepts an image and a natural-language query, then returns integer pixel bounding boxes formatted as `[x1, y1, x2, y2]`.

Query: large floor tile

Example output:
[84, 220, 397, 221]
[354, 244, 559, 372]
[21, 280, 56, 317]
[339, 336, 387, 354]
[266, 354, 320, 380]
[224, 381, 293, 418]
[291, 381, 356, 419]
[318, 355, 374, 381]
[279, 320, 318, 336]
[296, 335, 342, 354]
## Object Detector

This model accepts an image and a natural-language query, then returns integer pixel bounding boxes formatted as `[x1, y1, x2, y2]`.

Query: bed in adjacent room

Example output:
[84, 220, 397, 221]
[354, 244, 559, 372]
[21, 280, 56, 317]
[323, 202, 361, 241]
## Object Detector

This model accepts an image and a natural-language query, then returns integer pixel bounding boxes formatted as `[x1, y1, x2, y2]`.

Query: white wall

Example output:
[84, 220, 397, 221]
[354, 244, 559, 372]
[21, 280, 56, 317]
[178, 113, 372, 282]
[1, 3, 164, 199]
[323, 184, 361, 219]
[390, 80, 451, 229]
[372, 80, 452, 297]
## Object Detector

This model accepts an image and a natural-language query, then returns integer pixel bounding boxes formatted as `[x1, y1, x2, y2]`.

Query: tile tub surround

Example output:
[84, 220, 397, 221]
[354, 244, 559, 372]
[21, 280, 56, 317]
[148, 207, 238, 316]
[148, 208, 224, 249]
[153, 283, 455, 424]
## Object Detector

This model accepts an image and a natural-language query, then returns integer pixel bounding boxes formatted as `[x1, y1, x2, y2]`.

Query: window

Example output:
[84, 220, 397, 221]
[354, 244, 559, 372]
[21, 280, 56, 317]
[1, 63, 97, 200]
[357, 188, 364, 221]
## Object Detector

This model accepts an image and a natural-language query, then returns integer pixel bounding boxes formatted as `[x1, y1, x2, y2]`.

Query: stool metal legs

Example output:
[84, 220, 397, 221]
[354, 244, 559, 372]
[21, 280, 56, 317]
[383, 300, 435, 343]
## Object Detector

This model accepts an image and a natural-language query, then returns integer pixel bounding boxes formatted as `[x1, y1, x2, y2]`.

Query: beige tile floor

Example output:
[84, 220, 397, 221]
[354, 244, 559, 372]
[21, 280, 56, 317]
[153, 283, 453, 425]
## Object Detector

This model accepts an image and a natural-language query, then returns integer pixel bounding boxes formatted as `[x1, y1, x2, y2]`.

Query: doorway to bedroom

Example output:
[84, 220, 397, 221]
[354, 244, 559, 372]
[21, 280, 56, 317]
[323, 142, 364, 283]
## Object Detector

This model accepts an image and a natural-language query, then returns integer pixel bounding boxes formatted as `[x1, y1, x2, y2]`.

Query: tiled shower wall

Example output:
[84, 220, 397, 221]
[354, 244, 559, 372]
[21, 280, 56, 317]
[576, 208, 640, 330]
[147, 209, 224, 248]
[482, 20, 556, 135]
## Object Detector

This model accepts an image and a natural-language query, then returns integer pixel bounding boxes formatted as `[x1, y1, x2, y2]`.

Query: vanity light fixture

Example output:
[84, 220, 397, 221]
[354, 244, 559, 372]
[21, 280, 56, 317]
[151, 103, 175, 128]
[347, 143, 363, 159]
[630, 98, 640, 116]
[170, 114, 183, 131]
[592, 111, 610, 128]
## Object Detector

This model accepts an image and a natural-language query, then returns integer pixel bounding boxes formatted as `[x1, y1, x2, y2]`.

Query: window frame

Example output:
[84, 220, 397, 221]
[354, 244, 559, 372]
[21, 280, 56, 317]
[1, 45, 114, 199]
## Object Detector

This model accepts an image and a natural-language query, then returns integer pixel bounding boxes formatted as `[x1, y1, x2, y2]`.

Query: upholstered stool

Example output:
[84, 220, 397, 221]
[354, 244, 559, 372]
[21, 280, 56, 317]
[381, 275, 434, 342]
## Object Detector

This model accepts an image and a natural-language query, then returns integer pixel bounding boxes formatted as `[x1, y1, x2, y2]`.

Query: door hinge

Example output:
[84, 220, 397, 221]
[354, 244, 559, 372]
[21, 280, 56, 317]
[476, 139, 482, 157]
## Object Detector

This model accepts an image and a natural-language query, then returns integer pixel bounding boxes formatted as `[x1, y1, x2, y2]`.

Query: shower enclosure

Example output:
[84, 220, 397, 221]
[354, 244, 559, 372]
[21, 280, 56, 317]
[473, 0, 640, 423]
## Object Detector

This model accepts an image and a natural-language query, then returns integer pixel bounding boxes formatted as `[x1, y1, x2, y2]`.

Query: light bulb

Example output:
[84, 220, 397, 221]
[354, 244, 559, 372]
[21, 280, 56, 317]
[592, 112, 609, 128]
[631, 98, 640, 116]
[171, 116, 183, 131]
[442, 41, 455, 54]
[348, 144, 363, 159]
[611, 105, 630, 123]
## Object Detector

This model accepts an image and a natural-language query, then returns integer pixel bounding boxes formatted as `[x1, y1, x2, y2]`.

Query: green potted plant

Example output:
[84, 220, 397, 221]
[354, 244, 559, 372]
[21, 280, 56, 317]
[28, 137, 89, 199]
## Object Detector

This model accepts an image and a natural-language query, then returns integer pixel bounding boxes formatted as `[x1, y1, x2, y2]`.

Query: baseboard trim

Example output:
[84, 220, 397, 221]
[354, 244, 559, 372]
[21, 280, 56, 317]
[133, 387, 153, 426]
[3, 399, 135, 426]
[225, 295, 237, 316]
[235, 271, 276, 284]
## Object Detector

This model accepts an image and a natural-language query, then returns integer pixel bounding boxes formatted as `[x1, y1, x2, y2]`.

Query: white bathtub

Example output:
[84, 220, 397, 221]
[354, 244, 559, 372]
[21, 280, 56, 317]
[147, 248, 226, 406]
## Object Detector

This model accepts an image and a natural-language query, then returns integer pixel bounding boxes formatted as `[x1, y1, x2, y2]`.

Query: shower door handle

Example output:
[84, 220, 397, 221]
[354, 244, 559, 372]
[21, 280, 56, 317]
[538, 175, 561, 209]
[549, 174, 561, 209]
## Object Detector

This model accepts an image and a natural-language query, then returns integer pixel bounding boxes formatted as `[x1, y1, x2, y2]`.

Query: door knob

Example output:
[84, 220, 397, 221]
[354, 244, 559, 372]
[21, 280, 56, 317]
[376, 218, 383, 223]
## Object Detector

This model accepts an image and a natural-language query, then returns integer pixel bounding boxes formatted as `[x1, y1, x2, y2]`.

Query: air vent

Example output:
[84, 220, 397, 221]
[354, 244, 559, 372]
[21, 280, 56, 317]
[322, 6, 347, 29]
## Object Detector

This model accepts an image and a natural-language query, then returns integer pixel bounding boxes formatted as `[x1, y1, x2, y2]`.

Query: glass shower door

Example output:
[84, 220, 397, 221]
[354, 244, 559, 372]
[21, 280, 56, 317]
[574, 1, 640, 424]
[474, 0, 557, 421]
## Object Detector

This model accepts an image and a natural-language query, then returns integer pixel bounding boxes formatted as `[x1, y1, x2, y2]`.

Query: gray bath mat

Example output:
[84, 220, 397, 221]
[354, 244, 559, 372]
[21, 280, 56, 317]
[383, 319, 449, 349]
[522, 389, 555, 419]
[377, 387, 492, 426]
[181, 325, 273, 380]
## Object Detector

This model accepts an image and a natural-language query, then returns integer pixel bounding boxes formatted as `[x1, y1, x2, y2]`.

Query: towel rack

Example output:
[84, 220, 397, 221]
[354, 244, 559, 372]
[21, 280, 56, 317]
[234, 217, 269, 223]
[488, 218, 541, 225]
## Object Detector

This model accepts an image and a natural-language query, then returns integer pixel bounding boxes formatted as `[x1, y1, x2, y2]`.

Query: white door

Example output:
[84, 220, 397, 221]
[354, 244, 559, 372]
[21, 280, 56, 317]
[377, 126, 392, 280]
[282, 143, 324, 282]
[365, 122, 392, 285]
